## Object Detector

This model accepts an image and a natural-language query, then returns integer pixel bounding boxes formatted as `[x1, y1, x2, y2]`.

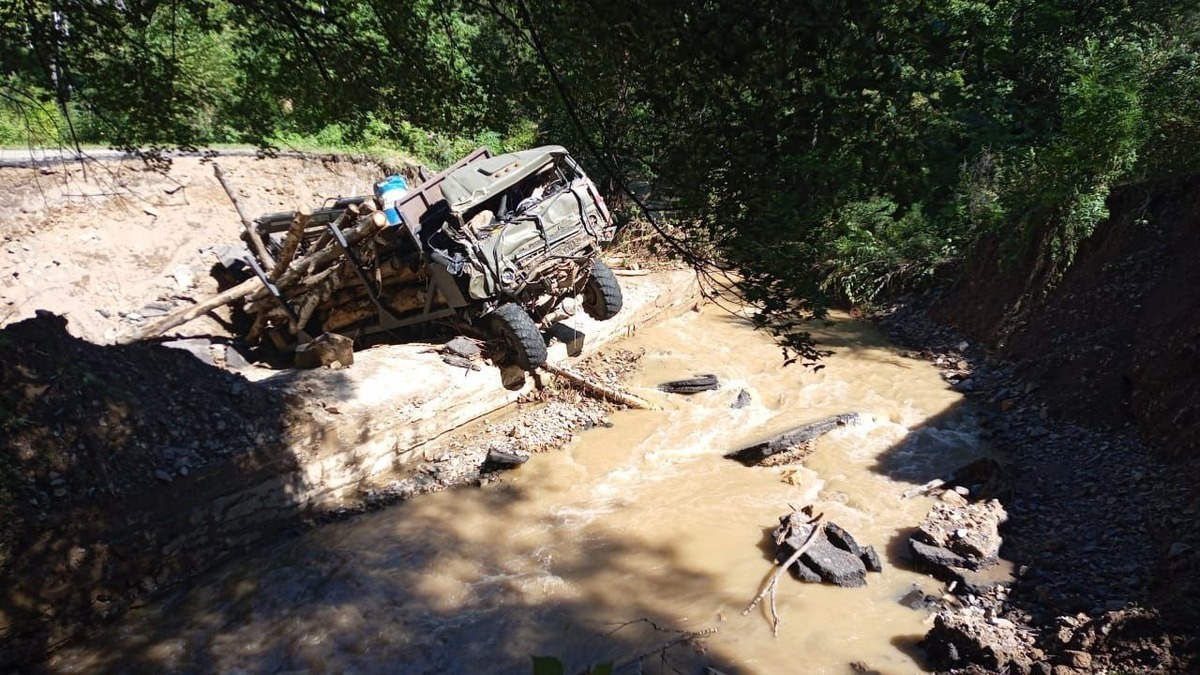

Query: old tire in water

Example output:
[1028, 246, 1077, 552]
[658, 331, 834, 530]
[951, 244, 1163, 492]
[658, 374, 720, 394]
[489, 303, 547, 371]
[582, 259, 623, 321]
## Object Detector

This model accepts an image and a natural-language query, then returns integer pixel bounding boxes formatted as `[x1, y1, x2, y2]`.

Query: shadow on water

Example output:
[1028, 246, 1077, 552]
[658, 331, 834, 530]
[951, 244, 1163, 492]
[42, 480, 745, 674]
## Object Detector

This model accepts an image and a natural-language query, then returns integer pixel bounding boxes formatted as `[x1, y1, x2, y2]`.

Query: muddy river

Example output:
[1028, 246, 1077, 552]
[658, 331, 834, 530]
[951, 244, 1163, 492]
[50, 304, 987, 674]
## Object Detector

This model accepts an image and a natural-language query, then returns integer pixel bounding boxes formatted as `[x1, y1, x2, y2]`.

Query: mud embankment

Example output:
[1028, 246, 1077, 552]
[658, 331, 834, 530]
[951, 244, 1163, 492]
[881, 175, 1200, 672]
[933, 176, 1200, 460]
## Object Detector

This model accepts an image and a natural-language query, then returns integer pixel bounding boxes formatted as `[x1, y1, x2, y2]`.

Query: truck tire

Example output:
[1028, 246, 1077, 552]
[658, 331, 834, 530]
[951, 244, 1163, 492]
[489, 303, 547, 371]
[582, 259, 623, 320]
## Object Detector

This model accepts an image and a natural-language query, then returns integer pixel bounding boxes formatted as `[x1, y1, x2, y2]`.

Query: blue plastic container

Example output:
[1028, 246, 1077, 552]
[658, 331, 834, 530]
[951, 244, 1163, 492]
[374, 175, 408, 226]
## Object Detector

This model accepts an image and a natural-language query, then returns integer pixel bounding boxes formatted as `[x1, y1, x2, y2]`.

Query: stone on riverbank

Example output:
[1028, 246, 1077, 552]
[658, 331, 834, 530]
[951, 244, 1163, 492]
[911, 498, 1007, 570]
[922, 607, 1037, 673]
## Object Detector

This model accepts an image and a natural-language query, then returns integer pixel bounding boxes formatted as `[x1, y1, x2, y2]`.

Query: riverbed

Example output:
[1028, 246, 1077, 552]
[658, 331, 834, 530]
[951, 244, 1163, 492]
[49, 304, 987, 674]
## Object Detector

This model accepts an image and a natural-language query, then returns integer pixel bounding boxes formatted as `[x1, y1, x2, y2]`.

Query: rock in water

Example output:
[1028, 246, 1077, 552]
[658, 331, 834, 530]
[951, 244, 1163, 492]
[860, 545, 883, 573]
[658, 373, 720, 394]
[726, 413, 861, 466]
[481, 449, 528, 472]
[771, 512, 883, 587]
[912, 499, 1007, 568]
[801, 538, 867, 587]
[825, 522, 864, 556]
[732, 388, 752, 409]
[909, 498, 1014, 594]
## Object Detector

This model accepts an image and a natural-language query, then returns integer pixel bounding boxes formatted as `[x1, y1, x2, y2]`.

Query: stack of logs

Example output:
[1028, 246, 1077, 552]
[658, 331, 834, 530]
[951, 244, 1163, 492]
[123, 164, 422, 347]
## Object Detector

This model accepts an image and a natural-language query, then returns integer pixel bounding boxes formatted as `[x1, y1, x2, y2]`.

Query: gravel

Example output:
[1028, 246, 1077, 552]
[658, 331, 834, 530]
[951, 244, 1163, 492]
[876, 296, 1200, 673]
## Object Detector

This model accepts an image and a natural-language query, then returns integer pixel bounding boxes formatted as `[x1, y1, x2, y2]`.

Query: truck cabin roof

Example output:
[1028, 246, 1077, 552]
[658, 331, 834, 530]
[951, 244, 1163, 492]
[440, 145, 570, 214]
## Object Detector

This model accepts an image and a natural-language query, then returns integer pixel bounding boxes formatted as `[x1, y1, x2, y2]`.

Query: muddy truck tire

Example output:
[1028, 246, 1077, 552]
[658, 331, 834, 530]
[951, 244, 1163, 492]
[489, 303, 548, 371]
[582, 259, 623, 321]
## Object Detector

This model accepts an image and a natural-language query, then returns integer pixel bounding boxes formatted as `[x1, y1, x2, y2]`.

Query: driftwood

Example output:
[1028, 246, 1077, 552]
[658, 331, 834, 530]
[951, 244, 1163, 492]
[214, 162, 274, 271]
[744, 510, 824, 635]
[725, 413, 861, 466]
[540, 362, 659, 410]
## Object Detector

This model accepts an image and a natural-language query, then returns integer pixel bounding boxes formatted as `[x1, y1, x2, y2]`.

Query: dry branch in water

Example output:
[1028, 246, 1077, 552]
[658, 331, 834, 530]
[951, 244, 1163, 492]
[744, 509, 824, 635]
[539, 362, 659, 410]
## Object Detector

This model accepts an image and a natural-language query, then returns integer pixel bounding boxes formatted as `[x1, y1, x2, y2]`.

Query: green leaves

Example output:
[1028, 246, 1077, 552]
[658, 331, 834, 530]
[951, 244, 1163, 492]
[530, 656, 612, 675]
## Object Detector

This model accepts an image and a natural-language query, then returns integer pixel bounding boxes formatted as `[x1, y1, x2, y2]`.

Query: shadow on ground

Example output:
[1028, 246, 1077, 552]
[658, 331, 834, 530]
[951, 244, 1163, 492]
[0, 311, 355, 669]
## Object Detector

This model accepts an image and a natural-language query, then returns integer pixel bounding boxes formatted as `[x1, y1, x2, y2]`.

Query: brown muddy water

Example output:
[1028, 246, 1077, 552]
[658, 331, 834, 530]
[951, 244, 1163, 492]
[49, 305, 987, 674]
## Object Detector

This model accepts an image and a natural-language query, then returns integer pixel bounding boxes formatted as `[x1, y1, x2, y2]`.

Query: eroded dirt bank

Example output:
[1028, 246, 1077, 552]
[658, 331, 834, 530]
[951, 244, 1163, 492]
[880, 176, 1200, 673]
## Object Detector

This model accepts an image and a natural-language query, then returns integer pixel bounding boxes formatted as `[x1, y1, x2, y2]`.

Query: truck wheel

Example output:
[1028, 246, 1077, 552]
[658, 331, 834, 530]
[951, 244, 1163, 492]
[489, 303, 547, 371]
[582, 259, 623, 320]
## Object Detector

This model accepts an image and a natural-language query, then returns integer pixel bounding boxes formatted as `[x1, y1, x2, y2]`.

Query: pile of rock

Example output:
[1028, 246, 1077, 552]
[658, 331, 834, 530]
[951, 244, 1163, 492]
[773, 512, 883, 588]
[909, 492, 1013, 595]
[922, 605, 1038, 673]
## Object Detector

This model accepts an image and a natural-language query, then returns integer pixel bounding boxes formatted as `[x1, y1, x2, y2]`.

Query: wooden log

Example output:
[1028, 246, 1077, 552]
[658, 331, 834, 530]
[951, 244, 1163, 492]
[245, 311, 269, 345]
[271, 209, 311, 280]
[247, 264, 344, 320]
[121, 211, 381, 343]
[725, 413, 861, 466]
[214, 162, 275, 271]
[291, 262, 343, 336]
[540, 362, 659, 410]
[244, 211, 382, 307]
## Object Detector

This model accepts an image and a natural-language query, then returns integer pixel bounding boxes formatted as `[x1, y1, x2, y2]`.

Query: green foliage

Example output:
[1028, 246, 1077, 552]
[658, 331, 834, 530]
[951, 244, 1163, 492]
[531, 656, 612, 675]
[821, 199, 958, 306]
[271, 116, 539, 169]
[0, 79, 76, 146]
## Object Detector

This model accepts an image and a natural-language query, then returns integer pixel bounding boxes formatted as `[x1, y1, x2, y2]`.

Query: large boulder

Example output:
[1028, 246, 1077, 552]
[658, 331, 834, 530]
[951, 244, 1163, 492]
[909, 497, 1013, 595]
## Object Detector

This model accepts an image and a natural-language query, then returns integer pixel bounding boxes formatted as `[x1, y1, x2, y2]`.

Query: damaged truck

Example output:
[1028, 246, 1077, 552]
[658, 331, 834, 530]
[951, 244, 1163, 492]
[235, 145, 623, 370]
